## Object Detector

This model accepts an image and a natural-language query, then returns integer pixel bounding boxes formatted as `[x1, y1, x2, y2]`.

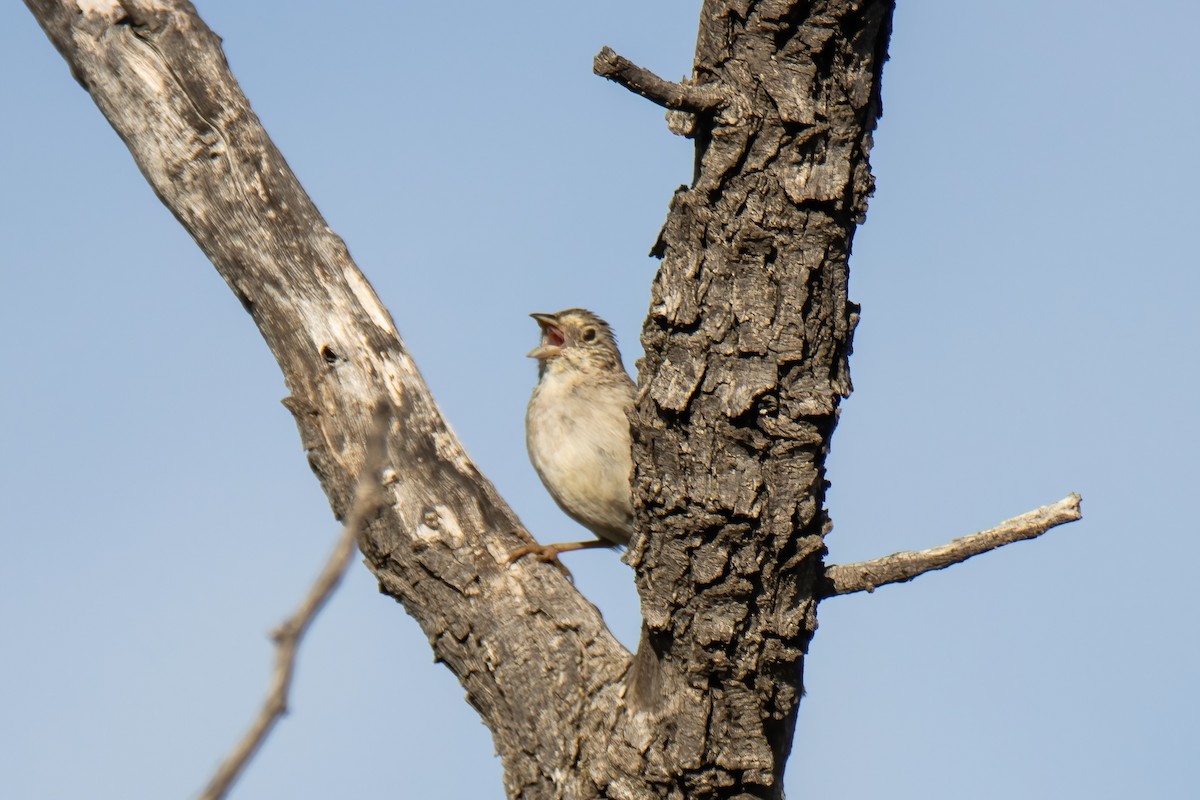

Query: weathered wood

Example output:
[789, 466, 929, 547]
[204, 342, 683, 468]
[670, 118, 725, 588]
[26, 0, 902, 798]
[23, 2, 629, 797]
[619, 1, 895, 795]
[821, 494, 1084, 598]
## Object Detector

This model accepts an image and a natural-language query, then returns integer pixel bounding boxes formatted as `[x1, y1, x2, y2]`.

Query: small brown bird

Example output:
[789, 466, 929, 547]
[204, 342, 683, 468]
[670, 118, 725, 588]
[511, 309, 637, 565]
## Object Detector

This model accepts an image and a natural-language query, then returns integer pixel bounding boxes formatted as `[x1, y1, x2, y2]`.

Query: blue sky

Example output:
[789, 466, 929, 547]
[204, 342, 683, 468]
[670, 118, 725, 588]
[2, 1, 1196, 798]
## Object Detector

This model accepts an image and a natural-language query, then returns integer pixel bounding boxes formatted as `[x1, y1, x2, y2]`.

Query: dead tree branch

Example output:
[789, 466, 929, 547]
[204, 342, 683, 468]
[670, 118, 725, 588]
[22, 0, 1078, 797]
[198, 409, 390, 800]
[24, 2, 630, 797]
[593, 45, 728, 112]
[820, 494, 1083, 598]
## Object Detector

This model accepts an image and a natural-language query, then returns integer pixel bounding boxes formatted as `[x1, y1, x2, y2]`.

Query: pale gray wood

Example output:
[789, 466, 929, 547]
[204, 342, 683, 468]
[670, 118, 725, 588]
[25, 1, 899, 797]
[24, 2, 629, 797]
[822, 495, 1084, 597]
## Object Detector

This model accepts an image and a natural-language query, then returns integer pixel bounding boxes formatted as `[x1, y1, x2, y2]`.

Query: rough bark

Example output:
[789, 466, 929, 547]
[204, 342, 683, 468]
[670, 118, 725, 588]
[25, 1, 1088, 797]
[612, 1, 894, 796]
[24, 2, 628, 797]
[30, 1, 1085, 799]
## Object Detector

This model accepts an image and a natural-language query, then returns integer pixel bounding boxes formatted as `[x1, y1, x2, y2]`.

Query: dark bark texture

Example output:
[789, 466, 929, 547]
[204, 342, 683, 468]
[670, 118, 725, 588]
[620, 1, 893, 795]
[25, 1, 895, 798]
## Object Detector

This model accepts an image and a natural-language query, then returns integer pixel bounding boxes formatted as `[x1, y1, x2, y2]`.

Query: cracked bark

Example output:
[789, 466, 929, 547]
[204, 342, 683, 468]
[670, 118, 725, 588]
[20, 1, 1083, 799]
[24, 2, 628, 797]
[617, 2, 895, 796]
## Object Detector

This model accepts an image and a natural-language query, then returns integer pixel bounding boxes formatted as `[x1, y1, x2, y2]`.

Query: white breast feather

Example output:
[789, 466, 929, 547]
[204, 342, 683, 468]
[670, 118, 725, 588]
[526, 367, 635, 545]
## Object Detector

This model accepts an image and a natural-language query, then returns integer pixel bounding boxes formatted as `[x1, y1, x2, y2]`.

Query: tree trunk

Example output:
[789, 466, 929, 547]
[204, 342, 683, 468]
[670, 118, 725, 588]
[614, 1, 893, 795]
[22, 1, 951, 798]
[28, 0, 1085, 796]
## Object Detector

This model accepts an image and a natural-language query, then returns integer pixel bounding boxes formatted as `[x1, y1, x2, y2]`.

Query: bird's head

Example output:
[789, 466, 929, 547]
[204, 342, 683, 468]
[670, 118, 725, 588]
[528, 309, 623, 374]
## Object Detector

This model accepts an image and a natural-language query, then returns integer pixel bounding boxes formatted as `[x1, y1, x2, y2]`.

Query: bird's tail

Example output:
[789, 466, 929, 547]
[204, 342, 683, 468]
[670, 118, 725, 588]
[625, 622, 664, 711]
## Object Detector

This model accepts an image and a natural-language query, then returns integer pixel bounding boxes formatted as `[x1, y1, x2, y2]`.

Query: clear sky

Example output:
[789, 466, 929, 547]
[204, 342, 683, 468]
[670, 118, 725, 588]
[2, 1, 1196, 798]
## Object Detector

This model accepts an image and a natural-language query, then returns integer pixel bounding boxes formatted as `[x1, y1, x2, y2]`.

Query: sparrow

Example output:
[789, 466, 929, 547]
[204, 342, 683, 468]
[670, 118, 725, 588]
[511, 309, 637, 566]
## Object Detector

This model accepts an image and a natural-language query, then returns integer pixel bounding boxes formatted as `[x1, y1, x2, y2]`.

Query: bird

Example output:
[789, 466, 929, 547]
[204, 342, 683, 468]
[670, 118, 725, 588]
[511, 308, 637, 567]
[515, 310, 663, 707]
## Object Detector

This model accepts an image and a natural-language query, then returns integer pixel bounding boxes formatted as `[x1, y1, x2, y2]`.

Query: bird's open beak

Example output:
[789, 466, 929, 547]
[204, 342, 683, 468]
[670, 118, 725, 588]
[528, 313, 565, 360]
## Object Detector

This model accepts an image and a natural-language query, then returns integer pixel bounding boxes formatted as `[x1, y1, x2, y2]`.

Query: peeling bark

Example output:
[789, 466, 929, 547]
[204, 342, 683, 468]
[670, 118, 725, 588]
[23, 1, 914, 798]
[24, 2, 628, 797]
[621, 1, 894, 795]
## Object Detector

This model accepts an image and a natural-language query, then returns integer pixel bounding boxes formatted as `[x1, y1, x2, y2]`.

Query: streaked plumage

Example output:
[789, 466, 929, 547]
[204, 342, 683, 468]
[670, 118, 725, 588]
[518, 309, 636, 561]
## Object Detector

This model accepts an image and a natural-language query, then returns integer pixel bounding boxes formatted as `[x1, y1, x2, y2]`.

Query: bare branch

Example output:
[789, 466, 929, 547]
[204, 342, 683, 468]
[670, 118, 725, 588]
[197, 409, 390, 800]
[24, 2, 632, 794]
[593, 45, 727, 112]
[819, 494, 1083, 598]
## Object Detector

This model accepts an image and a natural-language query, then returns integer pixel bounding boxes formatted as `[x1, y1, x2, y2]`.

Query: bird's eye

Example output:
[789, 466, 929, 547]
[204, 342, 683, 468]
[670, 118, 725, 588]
[581, 327, 597, 343]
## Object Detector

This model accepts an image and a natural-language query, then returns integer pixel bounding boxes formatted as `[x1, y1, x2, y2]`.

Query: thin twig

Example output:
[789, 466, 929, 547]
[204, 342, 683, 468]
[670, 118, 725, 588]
[819, 493, 1083, 598]
[197, 408, 390, 800]
[593, 46, 728, 112]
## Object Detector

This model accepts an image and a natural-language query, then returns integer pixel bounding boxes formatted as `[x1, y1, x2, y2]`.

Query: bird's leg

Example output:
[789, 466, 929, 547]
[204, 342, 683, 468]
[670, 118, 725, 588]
[506, 539, 614, 581]
[508, 538, 613, 562]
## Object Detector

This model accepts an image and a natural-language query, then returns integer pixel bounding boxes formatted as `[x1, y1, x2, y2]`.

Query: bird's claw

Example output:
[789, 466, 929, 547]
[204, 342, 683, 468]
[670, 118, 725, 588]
[506, 544, 575, 582]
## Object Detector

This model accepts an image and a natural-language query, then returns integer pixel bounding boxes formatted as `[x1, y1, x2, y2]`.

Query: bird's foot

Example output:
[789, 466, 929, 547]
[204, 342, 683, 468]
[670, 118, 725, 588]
[506, 544, 574, 582]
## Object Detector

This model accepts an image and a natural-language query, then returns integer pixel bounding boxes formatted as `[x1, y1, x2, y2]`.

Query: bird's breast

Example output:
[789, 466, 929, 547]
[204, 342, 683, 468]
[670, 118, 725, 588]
[526, 370, 635, 545]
